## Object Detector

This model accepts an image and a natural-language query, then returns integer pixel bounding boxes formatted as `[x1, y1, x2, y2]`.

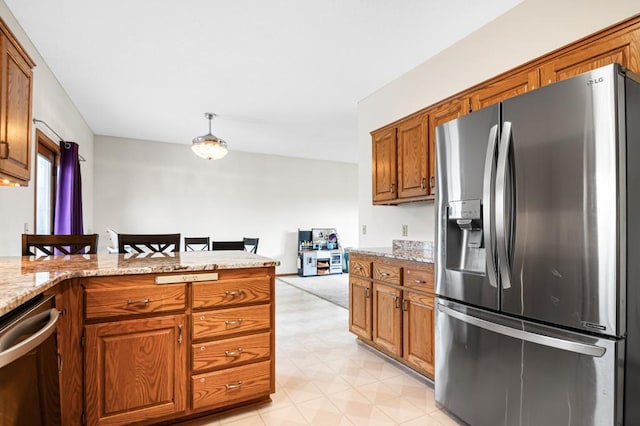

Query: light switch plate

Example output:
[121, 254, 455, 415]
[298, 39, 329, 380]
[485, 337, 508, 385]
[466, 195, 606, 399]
[402, 224, 408, 236]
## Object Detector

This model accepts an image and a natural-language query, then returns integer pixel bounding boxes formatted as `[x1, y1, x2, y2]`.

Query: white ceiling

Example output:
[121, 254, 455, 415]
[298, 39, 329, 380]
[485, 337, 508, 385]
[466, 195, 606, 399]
[6, 0, 521, 164]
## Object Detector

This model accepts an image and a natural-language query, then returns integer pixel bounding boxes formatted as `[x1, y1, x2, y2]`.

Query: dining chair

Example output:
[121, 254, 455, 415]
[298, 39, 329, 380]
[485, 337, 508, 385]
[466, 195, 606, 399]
[243, 237, 259, 254]
[211, 240, 245, 251]
[22, 233, 99, 256]
[184, 236, 210, 251]
[117, 233, 180, 253]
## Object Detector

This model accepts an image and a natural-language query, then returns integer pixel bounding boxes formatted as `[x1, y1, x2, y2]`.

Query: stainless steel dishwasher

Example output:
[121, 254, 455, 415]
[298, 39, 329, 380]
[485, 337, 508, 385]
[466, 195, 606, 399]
[0, 295, 61, 425]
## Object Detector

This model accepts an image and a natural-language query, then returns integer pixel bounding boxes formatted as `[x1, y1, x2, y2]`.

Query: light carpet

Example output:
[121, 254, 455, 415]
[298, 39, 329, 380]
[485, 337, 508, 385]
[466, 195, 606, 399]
[277, 273, 349, 309]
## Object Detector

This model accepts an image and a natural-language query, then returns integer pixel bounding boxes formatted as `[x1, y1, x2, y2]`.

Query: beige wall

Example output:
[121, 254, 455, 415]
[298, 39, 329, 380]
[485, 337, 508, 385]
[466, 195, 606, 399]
[0, 1, 94, 256]
[93, 135, 358, 274]
[357, 0, 639, 248]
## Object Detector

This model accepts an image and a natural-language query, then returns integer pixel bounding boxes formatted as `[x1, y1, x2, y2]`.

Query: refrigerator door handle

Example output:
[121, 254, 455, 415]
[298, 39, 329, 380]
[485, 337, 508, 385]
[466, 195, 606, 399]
[483, 125, 499, 288]
[495, 121, 512, 289]
[438, 303, 606, 357]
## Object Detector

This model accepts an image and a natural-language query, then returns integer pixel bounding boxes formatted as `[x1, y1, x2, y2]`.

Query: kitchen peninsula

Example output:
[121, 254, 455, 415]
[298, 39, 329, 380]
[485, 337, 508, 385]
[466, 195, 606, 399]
[348, 241, 435, 378]
[0, 251, 278, 425]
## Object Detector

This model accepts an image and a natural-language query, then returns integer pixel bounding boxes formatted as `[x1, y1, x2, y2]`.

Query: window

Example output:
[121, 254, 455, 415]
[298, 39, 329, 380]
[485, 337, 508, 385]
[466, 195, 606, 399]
[34, 130, 59, 234]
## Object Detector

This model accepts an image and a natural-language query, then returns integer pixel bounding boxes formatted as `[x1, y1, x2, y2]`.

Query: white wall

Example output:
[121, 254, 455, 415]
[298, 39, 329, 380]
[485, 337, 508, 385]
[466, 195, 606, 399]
[0, 1, 94, 256]
[357, 0, 639, 247]
[93, 136, 358, 274]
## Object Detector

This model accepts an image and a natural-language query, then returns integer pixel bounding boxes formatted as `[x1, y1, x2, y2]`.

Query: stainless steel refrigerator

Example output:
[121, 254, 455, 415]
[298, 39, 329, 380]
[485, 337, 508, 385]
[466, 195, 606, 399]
[435, 64, 640, 426]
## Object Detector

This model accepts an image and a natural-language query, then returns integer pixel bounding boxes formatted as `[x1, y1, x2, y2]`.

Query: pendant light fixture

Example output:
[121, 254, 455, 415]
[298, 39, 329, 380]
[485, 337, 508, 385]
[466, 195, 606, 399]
[191, 112, 228, 160]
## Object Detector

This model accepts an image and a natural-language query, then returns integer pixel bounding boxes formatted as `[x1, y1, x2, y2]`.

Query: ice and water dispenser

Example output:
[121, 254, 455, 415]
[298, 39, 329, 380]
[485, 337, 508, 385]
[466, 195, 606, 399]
[445, 199, 486, 274]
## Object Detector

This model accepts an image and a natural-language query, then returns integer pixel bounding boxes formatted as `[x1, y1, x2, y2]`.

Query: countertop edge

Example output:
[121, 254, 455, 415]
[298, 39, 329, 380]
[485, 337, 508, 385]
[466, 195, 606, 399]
[347, 248, 434, 264]
[0, 255, 279, 317]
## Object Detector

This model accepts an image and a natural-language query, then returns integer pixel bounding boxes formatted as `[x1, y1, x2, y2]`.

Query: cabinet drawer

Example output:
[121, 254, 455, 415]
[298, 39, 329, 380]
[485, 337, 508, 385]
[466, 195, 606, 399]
[85, 284, 186, 319]
[350, 258, 371, 278]
[403, 266, 434, 292]
[192, 305, 271, 340]
[192, 360, 271, 410]
[373, 263, 401, 285]
[192, 277, 271, 309]
[192, 332, 271, 372]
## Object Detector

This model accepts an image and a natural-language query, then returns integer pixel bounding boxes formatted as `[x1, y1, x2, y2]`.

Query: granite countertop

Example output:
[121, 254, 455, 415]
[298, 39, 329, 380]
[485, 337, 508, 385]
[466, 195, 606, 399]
[0, 251, 279, 317]
[347, 240, 434, 264]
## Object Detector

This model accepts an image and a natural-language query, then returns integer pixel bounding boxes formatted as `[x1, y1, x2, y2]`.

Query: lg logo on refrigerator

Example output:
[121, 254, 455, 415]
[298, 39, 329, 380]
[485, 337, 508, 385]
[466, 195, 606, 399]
[587, 77, 605, 85]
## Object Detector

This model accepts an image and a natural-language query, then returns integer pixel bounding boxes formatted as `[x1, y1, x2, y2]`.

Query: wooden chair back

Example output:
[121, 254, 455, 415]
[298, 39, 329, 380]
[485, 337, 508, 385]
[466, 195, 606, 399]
[243, 237, 259, 254]
[118, 233, 180, 253]
[22, 234, 99, 256]
[184, 236, 210, 251]
[211, 240, 245, 251]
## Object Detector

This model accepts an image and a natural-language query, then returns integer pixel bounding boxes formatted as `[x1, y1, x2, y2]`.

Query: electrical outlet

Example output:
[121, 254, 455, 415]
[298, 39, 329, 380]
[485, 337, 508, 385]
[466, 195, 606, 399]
[23, 222, 29, 233]
[362, 224, 367, 235]
[402, 224, 408, 236]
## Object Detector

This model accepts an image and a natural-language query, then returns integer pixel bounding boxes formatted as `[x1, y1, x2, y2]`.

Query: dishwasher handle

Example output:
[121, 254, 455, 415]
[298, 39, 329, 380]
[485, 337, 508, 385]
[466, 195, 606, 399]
[0, 308, 60, 369]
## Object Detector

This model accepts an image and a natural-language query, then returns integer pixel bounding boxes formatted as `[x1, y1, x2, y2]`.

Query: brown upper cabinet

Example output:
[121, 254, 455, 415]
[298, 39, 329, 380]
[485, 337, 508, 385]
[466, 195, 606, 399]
[470, 68, 539, 111]
[540, 23, 640, 86]
[372, 113, 432, 205]
[0, 18, 34, 187]
[371, 126, 397, 203]
[397, 113, 428, 199]
[371, 15, 640, 205]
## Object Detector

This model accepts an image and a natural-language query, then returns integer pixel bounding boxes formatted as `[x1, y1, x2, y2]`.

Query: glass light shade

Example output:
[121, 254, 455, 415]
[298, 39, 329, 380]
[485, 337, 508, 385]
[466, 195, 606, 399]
[191, 134, 228, 160]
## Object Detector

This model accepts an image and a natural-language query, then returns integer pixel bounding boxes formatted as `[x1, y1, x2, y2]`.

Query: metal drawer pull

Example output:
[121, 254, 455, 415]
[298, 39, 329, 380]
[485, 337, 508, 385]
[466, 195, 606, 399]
[225, 381, 243, 390]
[126, 298, 150, 305]
[224, 348, 244, 357]
[224, 290, 244, 297]
[394, 296, 400, 309]
[178, 324, 183, 344]
[402, 299, 408, 311]
[380, 272, 390, 276]
[224, 319, 244, 326]
[413, 279, 426, 284]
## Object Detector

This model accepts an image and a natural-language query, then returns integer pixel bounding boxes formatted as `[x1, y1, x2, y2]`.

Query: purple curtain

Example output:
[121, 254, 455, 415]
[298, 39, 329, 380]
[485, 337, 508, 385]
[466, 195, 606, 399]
[54, 141, 84, 235]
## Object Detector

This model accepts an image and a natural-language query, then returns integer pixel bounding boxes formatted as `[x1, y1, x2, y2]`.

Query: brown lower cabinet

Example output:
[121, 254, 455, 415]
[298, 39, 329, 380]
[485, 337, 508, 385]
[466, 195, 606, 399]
[349, 253, 435, 378]
[50, 267, 275, 426]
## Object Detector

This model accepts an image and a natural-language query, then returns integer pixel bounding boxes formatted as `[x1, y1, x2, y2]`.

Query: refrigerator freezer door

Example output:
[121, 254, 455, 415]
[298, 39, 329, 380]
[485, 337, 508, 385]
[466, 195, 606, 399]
[436, 104, 500, 310]
[435, 299, 622, 426]
[501, 64, 624, 337]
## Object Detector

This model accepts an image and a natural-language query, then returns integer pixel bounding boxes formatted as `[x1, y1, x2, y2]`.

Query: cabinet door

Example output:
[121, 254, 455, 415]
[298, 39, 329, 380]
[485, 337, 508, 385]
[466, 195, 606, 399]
[402, 291, 434, 378]
[85, 314, 187, 426]
[540, 28, 640, 86]
[371, 127, 397, 203]
[470, 68, 540, 111]
[0, 33, 33, 184]
[349, 277, 372, 340]
[428, 97, 470, 195]
[372, 283, 402, 356]
[397, 114, 428, 198]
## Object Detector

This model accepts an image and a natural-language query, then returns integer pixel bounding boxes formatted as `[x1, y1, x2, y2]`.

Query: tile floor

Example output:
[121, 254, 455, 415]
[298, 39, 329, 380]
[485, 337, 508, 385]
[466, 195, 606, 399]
[182, 279, 462, 425]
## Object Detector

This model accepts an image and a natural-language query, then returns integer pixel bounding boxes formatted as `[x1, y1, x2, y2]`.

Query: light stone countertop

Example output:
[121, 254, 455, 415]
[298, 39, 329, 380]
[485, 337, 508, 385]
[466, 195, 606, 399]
[0, 251, 279, 317]
[347, 240, 434, 264]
